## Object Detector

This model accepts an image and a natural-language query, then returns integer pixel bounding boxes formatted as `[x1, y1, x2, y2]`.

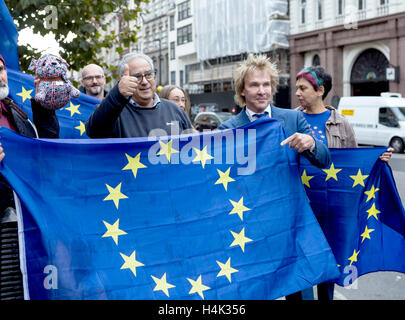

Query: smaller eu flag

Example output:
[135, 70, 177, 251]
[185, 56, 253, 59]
[0, 119, 339, 300]
[300, 148, 405, 286]
[7, 68, 98, 139]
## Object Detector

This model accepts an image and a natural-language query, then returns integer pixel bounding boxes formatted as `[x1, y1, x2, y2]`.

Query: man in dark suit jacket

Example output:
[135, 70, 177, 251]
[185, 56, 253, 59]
[219, 54, 330, 169]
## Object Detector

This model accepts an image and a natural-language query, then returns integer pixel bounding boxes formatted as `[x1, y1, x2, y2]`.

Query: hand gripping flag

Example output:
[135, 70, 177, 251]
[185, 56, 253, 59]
[0, 118, 339, 300]
[7, 68, 98, 139]
[300, 148, 405, 286]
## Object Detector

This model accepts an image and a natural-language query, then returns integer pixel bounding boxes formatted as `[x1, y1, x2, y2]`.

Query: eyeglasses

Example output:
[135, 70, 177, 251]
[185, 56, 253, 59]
[132, 70, 155, 82]
[171, 97, 186, 103]
[83, 75, 104, 82]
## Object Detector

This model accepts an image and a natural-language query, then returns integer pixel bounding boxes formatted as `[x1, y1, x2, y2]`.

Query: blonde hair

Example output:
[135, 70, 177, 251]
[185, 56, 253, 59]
[233, 54, 279, 107]
[158, 85, 191, 116]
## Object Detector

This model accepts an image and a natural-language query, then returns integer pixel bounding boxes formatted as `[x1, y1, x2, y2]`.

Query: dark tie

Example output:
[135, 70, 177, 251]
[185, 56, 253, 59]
[252, 112, 268, 120]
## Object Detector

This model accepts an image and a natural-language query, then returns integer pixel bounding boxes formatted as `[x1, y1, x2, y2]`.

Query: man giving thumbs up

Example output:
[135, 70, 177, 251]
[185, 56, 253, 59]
[85, 52, 192, 138]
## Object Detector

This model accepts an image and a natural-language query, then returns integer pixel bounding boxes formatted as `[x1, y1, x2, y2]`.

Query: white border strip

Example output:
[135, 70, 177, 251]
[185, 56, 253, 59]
[14, 191, 30, 300]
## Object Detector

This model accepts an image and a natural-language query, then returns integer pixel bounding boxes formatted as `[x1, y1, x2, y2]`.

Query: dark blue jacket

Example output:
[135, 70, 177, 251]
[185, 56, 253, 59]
[85, 84, 192, 138]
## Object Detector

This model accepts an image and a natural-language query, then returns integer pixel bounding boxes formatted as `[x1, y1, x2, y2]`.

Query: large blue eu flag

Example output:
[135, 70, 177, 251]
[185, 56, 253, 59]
[7, 68, 98, 139]
[300, 148, 405, 286]
[0, 119, 339, 300]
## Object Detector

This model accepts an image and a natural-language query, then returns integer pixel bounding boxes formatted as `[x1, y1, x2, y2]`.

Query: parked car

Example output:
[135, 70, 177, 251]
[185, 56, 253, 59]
[193, 112, 233, 131]
[337, 92, 405, 153]
[190, 103, 220, 121]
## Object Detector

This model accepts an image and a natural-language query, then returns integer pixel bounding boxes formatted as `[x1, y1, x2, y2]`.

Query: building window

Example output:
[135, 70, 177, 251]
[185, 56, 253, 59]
[178, 0, 191, 21]
[169, 15, 175, 31]
[317, 0, 323, 20]
[170, 42, 175, 60]
[180, 70, 184, 87]
[377, 0, 389, 15]
[177, 24, 192, 45]
[170, 71, 176, 85]
[300, 0, 306, 24]
[337, 0, 345, 16]
[358, 0, 366, 10]
[312, 54, 320, 66]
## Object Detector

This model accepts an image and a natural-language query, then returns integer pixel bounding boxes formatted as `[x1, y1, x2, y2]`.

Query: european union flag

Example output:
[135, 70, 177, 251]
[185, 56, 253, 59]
[0, 119, 338, 300]
[0, 0, 19, 70]
[7, 68, 98, 139]
[300, 148, 405, 286]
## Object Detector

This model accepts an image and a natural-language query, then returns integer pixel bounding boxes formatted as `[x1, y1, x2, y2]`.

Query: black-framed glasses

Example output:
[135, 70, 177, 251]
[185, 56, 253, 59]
[83, 75, 104, 82]
[132, 70, 155, 82]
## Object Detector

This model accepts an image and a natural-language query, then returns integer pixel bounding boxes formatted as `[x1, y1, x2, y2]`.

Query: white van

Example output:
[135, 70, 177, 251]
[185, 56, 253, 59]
[337, 93, 405, 153]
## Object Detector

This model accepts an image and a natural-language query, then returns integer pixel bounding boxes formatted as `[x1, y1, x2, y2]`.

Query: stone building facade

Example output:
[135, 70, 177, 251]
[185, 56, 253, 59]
[288, 0, 405, 107]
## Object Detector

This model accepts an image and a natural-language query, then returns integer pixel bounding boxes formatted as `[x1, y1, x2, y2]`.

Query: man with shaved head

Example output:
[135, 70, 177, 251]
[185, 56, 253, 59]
[80, 63, 108, 100]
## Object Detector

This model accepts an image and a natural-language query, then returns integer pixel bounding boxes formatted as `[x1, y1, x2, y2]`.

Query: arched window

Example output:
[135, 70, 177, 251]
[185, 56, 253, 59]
[350, 48, 389, 96]
[351, 49, 388, 83]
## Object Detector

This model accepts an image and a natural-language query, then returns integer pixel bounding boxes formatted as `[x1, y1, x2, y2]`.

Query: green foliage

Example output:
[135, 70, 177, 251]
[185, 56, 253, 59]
[8, 0, 149, 84]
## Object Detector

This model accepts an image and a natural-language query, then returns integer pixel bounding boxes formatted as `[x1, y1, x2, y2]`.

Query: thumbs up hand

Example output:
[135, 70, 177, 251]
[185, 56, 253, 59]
[123, 63, 130, 77]
[118, 64, 138, 97]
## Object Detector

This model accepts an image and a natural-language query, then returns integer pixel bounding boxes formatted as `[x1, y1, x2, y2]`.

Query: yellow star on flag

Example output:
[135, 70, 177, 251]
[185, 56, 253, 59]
[156, 140, 179, 162]
[187, 275, 210, 300]
[360, 225, 375, 243]
[322, 163, 342, 181]
[102, 219, 127, 245]
[366, 203, 381, 220]
[215, 168, 235, 191]
[229, 196, 251, 221]
[348, 249, 360, 266]
[65, 102, 81, 117]
[216, 258, 238, 283]
[230, 227, 253, 252]
[122, 153, 147, 178]
[120, 250, 144, 277]
[364, 185, 380, 202]
[151, 273, 175, 297]
[103, 182, 128, 210]
[16, 86, 33, 103]
[301, 169, 314, 188]
[350, 169, 369, 188]
[192, 146, 214, 168]
[74, 121, 86, 136]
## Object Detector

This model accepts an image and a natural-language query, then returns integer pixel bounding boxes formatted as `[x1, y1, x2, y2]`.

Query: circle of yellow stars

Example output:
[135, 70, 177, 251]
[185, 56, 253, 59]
[300, 162, 383, 274]
[99, 140, 257, 299]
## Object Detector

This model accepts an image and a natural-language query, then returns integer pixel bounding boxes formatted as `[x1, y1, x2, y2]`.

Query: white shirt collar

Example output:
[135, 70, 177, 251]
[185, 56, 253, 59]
[245, 105, 272, 122]
[129, 93, 161, 108]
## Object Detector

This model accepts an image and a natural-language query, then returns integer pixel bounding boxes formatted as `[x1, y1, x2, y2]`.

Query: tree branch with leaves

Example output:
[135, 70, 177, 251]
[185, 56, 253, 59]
[8, 0, 148, 83]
